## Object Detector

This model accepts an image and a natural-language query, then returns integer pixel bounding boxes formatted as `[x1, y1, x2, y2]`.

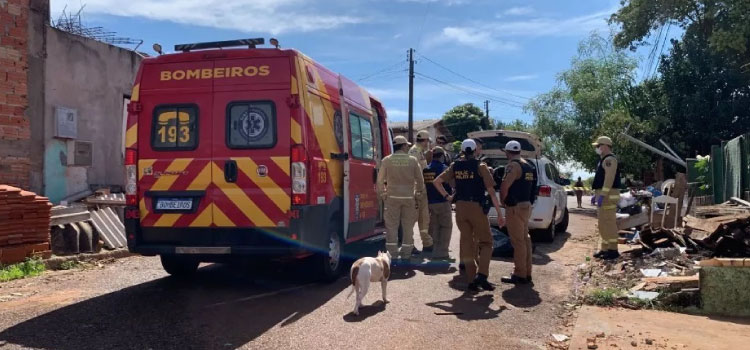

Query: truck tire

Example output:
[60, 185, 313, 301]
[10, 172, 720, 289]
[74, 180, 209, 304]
[313, 223, 344, 282]
[555, 208, 569, 233]
[160, 255, 199, 278]
[533, 209, 556, 243]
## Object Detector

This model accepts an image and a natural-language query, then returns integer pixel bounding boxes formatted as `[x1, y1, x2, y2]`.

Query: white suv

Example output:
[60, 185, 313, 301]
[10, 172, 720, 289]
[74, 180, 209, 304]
[467, 130, 570, 242]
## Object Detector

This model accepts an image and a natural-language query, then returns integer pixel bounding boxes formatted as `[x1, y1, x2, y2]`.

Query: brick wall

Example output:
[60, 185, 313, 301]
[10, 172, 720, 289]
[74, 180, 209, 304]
[0, 0, 31, 189]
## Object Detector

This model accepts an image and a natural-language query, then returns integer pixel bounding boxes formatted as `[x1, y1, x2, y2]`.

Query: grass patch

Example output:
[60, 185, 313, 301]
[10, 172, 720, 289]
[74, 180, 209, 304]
[584, 287, 624, 306]
[0, 258, 46, 282]
[58, 260, 80, 270]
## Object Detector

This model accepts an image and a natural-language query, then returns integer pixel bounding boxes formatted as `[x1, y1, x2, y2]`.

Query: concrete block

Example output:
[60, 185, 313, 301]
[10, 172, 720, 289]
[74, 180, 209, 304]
[62, 222, 80, 254]
[700, 266, 750, 317]
[77, 221, 93, 253]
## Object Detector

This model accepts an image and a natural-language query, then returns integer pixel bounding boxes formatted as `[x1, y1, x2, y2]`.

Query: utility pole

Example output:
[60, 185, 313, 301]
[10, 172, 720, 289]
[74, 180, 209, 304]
[484, 100, 489, 118]
[408, 48, 415, 143]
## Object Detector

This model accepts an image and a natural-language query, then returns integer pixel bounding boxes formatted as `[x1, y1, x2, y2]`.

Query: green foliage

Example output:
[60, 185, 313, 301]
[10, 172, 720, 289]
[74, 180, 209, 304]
[441, 103, 485, 140]
[610, 0, 750, 63]
[584, 287, 625, 306]
[0, 258, 46, 283]
[695, 155, 711, 190]
[58, 260, 80, 271]
[495, 119, 533, 132]
[451, 140, 462, 154]
[526, 33, 652, 174]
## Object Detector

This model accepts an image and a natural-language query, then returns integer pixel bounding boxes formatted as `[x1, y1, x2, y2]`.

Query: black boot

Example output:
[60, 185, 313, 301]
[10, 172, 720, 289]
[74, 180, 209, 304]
[422, 245, 434, 254]
[474, 273, 495, 291]
[500, 275, 530, 284]
[411, 247, 421, 256]
[467, 281, 480, 292]
[602, 250, 620, 260]
[593, 250, 607, 259]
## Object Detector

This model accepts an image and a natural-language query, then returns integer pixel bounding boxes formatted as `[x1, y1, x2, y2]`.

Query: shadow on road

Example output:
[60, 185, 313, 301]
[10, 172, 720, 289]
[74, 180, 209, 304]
[492, 230, 571, 266]
[501, 284, 541, 308]
[342, 300, 387, 322]
[426, 294, 506, 321]
[0, 260, 349, 350]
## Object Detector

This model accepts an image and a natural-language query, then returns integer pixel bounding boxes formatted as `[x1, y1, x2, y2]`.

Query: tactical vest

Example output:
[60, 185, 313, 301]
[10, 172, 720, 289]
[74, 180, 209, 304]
[453, 158, 485, 202]
[423, 166, 444, 203]
[505, 159, 535, 206]
[592, 154, 622, 190]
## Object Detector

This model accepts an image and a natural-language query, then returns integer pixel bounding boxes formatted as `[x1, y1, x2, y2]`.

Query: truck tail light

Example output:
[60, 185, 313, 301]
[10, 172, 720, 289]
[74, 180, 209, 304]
[291, 144, 308, 205]
[125, 148, 138, 206]
[538, 185, 551, 197]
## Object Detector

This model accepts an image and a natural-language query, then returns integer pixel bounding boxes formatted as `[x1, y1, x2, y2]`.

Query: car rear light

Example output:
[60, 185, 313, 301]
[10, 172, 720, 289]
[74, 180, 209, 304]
[538, 185, 551, 197]
[125, 148, 138, 206]
[291, 144, 308, 205]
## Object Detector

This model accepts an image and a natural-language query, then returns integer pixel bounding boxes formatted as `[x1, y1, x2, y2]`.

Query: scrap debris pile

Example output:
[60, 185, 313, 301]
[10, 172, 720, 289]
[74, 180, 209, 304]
[579, 197, 750, 310]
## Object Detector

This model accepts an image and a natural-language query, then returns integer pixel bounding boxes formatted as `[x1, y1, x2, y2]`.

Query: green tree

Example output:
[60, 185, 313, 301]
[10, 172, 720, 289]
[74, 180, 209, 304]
[526, 34, 652, 174]
[610, 0, 750, 66]
[441, 103, 485, 140]
[495, 119, 533, 132]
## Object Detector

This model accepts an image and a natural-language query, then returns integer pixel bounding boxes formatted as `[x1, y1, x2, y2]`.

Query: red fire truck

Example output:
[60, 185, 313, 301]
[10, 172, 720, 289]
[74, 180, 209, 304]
[124, 38, 391, 280]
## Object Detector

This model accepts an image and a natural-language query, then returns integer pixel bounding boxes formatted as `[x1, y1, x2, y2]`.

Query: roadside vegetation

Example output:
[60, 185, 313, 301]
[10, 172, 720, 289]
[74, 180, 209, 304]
[0, 258, 46, 283]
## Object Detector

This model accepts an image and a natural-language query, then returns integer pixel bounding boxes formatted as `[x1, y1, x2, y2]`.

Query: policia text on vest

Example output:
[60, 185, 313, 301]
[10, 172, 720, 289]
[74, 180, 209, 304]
[433, 139, 502, 292]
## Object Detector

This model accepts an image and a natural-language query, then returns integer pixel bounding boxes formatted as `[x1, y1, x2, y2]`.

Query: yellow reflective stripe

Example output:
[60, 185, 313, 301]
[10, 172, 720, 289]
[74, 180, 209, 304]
[212, 203, 236, 227]
[212, 163, 274, 226]
[602, 187, 611, 192]
[138, 159, 156, 180]
[189, 203, 213, 227]
[601, 205, 617, 210]
[271, 157, 290, 176]
[151, 159, 192, 191]
[153, 214, 180, 227]
[126, 123, 138, 148]
[139, 198, 148, 219]
[131, 83, 140, 102]
[388, 196, 414, 199]
[234, 157, 291, 213]
[291, 75, 298, 95]
[186, 163, 211, 190]
[291, 119, 302, 144]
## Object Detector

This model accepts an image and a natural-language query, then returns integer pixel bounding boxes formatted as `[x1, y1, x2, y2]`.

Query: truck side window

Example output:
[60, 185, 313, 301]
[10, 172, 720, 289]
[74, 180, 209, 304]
[349, 113, 374, 160]
[226, 101, 277, 149]
[151, 105, 198, 151]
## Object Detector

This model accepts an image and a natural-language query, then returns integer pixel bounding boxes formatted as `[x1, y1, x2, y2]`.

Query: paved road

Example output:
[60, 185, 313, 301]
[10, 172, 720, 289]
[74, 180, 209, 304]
[0, 197, 597, 350]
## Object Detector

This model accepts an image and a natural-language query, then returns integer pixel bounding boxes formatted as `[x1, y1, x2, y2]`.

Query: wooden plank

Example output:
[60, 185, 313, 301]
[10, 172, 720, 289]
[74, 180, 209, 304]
[641, 275, 700, 288]
[90, 211, 117, 249]
[730, 197, 750, 207]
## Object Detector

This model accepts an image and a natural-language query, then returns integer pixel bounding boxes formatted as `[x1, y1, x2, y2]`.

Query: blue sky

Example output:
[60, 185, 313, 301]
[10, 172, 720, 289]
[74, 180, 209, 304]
[52, 0, 624, 125]
[52, 0, 647, 179]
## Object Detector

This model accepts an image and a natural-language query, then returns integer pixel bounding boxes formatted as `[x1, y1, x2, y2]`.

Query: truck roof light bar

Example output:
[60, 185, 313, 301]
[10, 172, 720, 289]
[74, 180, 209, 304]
[174, 38, 265, 52]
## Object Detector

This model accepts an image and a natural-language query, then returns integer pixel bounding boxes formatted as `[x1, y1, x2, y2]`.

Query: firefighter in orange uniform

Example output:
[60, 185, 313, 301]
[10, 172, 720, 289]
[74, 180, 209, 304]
[409, 130, 435, 254]
[377, 136, 425, 264]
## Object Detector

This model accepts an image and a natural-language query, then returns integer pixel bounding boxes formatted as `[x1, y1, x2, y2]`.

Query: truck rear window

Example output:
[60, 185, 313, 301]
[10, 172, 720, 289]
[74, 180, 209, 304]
[226, 101, 276, 149]
[151, 105, 198, 151]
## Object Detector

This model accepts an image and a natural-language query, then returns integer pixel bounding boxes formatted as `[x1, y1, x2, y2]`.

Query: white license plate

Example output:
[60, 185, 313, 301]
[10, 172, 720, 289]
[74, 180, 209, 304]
[156, 199, 192, 210]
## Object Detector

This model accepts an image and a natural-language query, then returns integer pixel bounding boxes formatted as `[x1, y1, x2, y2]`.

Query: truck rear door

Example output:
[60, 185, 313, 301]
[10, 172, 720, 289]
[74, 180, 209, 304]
[210, 57, 292, 231]
[137, 60, 214, 230]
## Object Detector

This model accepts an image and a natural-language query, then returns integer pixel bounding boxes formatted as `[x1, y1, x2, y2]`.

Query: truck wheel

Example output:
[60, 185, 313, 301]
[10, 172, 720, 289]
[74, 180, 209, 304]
[533, 209, 556, 243]
[555, 208, 569, 233]
[160, 255, 199, 278]
[314, 225, 344, 282]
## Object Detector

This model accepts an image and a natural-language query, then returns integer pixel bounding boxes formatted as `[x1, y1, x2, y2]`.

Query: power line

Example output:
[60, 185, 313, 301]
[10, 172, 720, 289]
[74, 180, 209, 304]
[359, 69, 408, 83]
[357, 60, 407, 82]
[416, 53, 531, 101]
[415, 72, 525, 108]
[651, 24, 671, 78]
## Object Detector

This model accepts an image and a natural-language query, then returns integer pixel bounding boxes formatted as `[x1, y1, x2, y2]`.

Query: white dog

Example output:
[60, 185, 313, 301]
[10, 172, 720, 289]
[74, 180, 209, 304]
[348, 251, 391, 315]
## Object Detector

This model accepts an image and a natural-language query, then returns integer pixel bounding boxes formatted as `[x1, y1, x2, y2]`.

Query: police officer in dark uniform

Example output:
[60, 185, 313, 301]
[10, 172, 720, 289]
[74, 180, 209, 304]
[499, 141, 536, 284]
[433, 139, 503, 292]
[591, 136, 622, 260]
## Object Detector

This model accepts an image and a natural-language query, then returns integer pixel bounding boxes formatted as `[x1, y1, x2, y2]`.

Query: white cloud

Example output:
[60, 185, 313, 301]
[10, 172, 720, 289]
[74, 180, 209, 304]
[428, 7, 613, 50]
[51, 0, 366, 34]
[428, 27, 520, 51]
[504, 74, 539, 82]
[397, 0, 467, 5]
[503, 6, 534, 16]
